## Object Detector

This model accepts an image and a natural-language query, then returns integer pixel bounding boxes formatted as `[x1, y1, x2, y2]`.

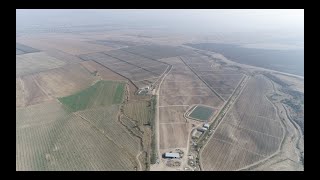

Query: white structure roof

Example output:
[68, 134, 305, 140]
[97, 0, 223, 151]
[204, 123, 210, 128]
[164, 153, 180, 158]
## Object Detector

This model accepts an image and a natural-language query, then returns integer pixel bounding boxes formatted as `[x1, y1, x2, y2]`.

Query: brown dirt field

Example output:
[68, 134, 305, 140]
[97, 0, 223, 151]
[16, 52, 66, 77]
[160, 95, 223, 108]
[161, 80, 207, 89]
[213, 122, 281, 156]
[159, 106, 189, 123]
[16, 77, 25, 107]
[31, 64, 96, 98]
[165, 73, 201, 82]
[20, 75, 52, 106]
[45, 49, 84, 64]
[160, 87, 215, 96]
[201, 138, 264, 171]
[201, 75, 284, 170]
[159, 123, 190, 149]
[157, 57, 185, 65]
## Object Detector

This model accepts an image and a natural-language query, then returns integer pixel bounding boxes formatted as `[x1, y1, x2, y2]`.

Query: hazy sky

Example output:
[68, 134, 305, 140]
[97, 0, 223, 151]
[16, 9, 304, 38]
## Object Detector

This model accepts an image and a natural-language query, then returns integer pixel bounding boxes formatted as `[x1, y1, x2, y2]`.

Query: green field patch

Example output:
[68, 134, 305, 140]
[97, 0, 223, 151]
[58, 80, 125, 112]
[188, 105, 215, 121]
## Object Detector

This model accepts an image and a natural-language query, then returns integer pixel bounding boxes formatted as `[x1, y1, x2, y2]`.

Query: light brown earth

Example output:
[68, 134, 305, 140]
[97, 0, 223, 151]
[31, 64, 97, 98]
[159, 123, 190, 149]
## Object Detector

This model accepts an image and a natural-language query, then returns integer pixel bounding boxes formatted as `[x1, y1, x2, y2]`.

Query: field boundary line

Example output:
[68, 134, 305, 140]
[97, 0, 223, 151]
[198, 75, 249, 169]
[159, 122, 188, 125]
[158, 105, 189, 107]
[74, 112, 139, 164]
[179, 56, 225, 102]
[224, 121, 282, 139]
[102, 52, 161, 77]
[236, 77, 288, 171]
[211, 137, 267, 158]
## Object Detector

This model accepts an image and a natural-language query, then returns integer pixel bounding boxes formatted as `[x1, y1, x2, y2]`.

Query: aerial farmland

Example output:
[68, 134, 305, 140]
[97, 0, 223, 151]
[16, 9, 304, 171]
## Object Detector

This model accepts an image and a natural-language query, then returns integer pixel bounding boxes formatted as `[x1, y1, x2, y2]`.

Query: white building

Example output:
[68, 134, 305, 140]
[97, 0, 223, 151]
[203, 123, 210, 129]
[164, 153, 180, 159]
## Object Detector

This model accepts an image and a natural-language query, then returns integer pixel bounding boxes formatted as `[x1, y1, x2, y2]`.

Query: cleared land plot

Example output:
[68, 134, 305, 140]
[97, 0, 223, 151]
[123, 44, 193, 59]
[196, 69, 241, 76]
[16, 52, 66, 77]
[104, 50, 163, 67]
[233, 76, 277, 120]
[59, 80, 125, 112]
[188, 105, 216, 121]
[78, 52, 122, 64]
[223, 109, 282, 138]
[18, 37, 113, 55]
[134, 78, 159, 88]
[160, 87, 215, 96]
[201, 138, 264, 171]
[142, 64, 168, 75]
[157, 57, 186, 65]
[77, 106, 141, 156]
[16, 42, 40, 55]
[79, 61, 139, 99]
[32, 64, 96, 98]
[159, 106, 189, 123]
[212, 123, 281, 157]
[106, 62, 140, 72]
[91, 40, 142, 48]
[46, 114, 137, 170]
[45, 49, 84, 64]
[201, 75, 283, 170]
[20, 75, 52, 106]
[200, 74, 243, 98]
[124, 101, 152, 125]
[160, 95, 223, 108]
[161, 80, 207, 89]
[16, 100, 70, 170]
[159, 123, 189, 149]
[120, 69, 157, 82]
[165, 73, 200, 82]
[16, 77, 25, 107]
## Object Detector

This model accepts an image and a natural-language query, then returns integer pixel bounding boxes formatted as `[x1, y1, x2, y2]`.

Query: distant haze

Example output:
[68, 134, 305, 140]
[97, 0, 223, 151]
[16, 9, 304, 75]
[16, 9, 303, 37]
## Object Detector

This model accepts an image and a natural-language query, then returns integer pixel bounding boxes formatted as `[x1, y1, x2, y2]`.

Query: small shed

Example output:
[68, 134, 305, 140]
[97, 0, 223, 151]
[203, 123, 210, 129]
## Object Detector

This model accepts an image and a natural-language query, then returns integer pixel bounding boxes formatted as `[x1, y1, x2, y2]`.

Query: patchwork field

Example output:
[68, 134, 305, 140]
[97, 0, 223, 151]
[30, 64, 96, 98]
[123, 44, 193, 59]
[19, 75, 53, 106]
[17, 35, 113, 55]
[160, 95, 223, 108]
[16, 52, 66, 77]
[16, 42, 40, 55]
[59, 80, 125, 112]
[78, 51, 163, 87]
[201, 75, 284, 171]
[76, 106, 141, 156]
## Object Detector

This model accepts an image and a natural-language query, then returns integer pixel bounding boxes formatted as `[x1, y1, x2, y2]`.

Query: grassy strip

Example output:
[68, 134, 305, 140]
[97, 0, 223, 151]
[58, 80, 125, 112]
